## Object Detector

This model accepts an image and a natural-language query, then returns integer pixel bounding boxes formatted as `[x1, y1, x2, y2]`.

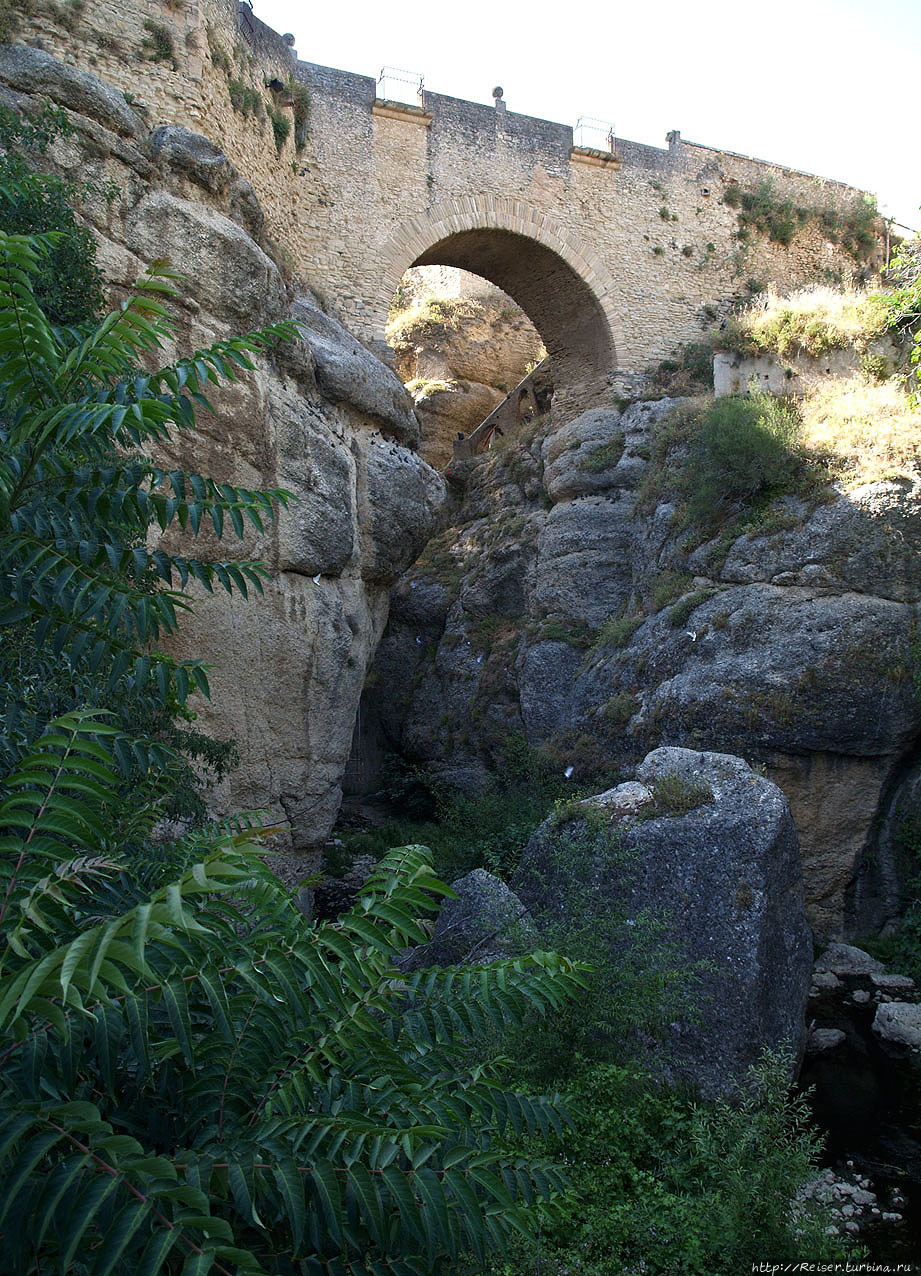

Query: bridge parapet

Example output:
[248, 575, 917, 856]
[11, 0, 885, 400]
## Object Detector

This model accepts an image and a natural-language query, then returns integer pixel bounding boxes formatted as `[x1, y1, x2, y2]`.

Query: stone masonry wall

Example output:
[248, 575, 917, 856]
[12, 0, 884, 381]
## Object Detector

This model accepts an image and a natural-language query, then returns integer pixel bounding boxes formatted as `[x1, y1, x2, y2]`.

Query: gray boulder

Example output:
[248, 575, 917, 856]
[407, 869, 535, 968]
[806, 1027, 847, 1054]
[150, 125, 234, 193]
[513, 746, 813, 1097]
[534, 494, 636, 626]
[291, 301, 420, 444]
[125, 191, 286, 326]
[814, 943, 885, 978]
[361, 438, 446, 583]
[708, 479, 921, 603]
[872, 1002, 921, 1050]
[0, 45, 140, 136]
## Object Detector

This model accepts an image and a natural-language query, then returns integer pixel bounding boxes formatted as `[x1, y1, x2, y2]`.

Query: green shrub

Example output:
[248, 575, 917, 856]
[228, 77, 263, 117]
[650, 569, 693, 612]
[642, 771, 713, 817]
[719, 287, 891, 360]
[689, 393, 802, 512]
[601, 691, 639, 725]
[341, 735, 565, 884]
[724, 180, 879, 265]
[142, 18, 175, 65]
[270, 108, 290, 152]
[668, 588, 716, 628]
[290, 80, 311, 150]
[594, 611, 644, 650]
[473, 1056, 848, 1276]
[650, 341, 713, 392]
[0, 102, 104, 324]
[505, 824, 697, 1081]
[580, 433, 625, 472]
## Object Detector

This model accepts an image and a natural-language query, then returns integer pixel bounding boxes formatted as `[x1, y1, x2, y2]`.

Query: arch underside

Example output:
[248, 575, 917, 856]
[376, 198, 622, 409]
[414, 229, 614, 392]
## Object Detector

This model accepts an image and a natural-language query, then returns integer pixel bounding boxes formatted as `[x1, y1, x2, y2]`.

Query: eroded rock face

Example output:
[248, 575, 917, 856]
[512, 747, 812, 1097]
[354, 395, 921, 938]
[387, 289, 545, 469]
[1, 50, 444, 857]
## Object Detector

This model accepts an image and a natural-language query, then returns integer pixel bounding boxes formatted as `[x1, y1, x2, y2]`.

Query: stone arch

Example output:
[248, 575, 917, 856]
[374, 196, 624, 407]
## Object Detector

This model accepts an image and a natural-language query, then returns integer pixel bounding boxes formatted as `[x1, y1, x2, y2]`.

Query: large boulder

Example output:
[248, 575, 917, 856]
[0, 44, 140, 137]
[513, 747, 813, 1096]
[291, 301, 420, 445]
[404, 869, 536, 968]
[872, 1002, 921, 1051]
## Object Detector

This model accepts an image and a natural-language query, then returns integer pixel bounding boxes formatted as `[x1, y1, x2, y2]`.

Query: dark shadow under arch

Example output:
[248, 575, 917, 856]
[412, 228, 616, 405]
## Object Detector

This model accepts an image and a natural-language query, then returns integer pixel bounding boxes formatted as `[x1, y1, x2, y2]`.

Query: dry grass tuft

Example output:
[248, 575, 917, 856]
[800, 377, 921, 484]
[386, 294, 483, 341]
[719, 286, 891, 360]
[405, 377, 458, 398]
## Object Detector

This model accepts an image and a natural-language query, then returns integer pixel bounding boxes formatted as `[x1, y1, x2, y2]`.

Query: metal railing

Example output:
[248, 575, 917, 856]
[574, 116, 616, 153]
[377, 66, 424, 106]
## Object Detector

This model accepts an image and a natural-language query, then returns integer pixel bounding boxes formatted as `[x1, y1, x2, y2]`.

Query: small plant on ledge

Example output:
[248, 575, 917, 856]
[270, 108, 291, 154]
[142, 18, 176, 68]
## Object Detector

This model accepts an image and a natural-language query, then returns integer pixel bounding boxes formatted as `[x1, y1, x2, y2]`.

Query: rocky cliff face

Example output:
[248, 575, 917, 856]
[352, 397, 921, 939]
[386, 285, 545, 470]
[0, 46, 445, 859]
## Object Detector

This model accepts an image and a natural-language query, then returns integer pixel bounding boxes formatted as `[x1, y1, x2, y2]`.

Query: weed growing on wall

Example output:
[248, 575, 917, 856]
[290, 80, 311, 150]
[650, 340, 714, 393]
[228, 77, 264, 117]
[269, 108, 290, 153]
[724, 178, 879, 265]
[142, 18, 176, 67]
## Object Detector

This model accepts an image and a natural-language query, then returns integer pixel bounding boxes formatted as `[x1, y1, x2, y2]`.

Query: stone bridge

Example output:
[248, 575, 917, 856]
[16, 0, 884, 409]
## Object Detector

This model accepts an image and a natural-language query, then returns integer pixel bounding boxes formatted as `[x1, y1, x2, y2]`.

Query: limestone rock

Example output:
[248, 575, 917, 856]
[534, 494, 636, 626]
[814, 944, 885, 978]
[872, 1002, 921, 1050]
[149, 125, 234, 194]
[405, 869, 535, 968]
[708, 479, 921, 603]
[361, 378, 921, 937]
[126, 191, 286, 325]
[292, 301, 420, 444]
[273, 404, 356, 576]
[541, 407, 626, 502]
[176, 574, 390, 851]
[806, 1027, 847, 1054]
[361, 439, 447, 583]
[513, 747, 812, 1096]
[0, 44, 140, 137]
[870, 971, 917, 993]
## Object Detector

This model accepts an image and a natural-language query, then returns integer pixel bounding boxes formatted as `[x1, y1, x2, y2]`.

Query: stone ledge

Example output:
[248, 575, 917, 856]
[372, 99, 432, 125]
[570, 145, 622, 169]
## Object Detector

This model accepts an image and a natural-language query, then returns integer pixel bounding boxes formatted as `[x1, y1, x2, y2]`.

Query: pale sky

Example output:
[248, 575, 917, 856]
[251, 0, 919, 233]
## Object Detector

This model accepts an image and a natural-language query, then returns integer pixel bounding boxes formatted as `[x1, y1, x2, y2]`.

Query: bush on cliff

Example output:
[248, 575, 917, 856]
[685, 392, 803, 522]
[469, 1056, 850, 1276]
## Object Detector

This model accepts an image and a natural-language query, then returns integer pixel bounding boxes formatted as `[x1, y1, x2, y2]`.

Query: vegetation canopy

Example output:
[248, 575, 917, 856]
[0, 183, 588, 1272]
